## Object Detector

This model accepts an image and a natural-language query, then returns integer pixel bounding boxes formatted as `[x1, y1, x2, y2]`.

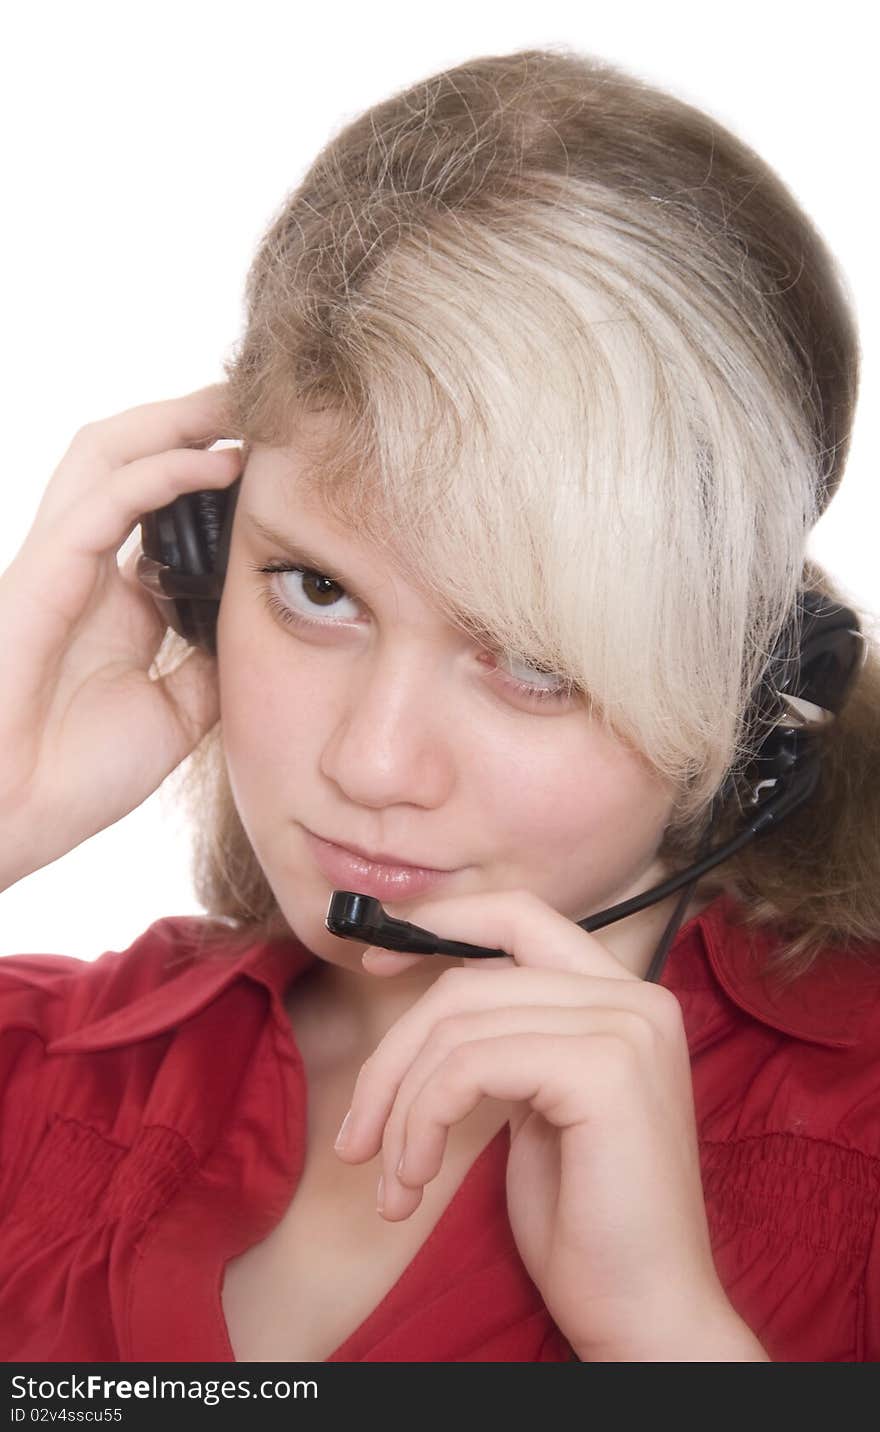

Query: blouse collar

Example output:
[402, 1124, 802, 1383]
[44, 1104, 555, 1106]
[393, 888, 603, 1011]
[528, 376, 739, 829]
[46, 894, 880, 1056]
[694, 892, 880, 1050]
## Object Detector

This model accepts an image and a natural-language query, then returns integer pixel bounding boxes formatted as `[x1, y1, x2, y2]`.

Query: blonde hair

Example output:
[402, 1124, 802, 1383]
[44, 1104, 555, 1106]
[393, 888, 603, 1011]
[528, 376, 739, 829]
[163, 45, 878, 980]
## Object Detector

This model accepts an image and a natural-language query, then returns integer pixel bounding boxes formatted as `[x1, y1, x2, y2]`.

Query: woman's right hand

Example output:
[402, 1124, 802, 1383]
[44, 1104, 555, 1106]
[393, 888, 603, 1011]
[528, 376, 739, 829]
[0, 384, 244, 891]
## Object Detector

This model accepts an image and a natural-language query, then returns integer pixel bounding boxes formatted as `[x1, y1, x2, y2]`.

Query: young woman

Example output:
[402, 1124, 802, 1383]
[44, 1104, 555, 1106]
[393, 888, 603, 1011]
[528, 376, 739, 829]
[1, 46, 878, 1363]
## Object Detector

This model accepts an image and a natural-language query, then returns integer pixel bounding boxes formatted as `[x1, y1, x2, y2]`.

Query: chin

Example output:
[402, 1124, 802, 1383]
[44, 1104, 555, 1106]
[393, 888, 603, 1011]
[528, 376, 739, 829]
[281, 896, 368, 966]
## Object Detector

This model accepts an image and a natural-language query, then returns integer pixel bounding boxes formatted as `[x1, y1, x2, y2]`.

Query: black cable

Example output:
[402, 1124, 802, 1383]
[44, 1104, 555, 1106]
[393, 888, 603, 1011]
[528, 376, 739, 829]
[643, 803, 724, 984]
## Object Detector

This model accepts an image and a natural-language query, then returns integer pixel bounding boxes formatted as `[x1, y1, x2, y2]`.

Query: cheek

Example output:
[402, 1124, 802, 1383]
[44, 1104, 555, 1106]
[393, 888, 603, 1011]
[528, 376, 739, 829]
[219, 645, 328, 788]
[216, 592, 318, 798]
[479, 727, 673, 871]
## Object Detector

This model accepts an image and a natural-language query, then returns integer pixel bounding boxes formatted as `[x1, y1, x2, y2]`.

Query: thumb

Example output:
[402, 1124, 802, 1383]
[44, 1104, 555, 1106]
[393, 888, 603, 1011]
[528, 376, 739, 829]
[157, 644, 221, 751]
[361, 946, 433, 976]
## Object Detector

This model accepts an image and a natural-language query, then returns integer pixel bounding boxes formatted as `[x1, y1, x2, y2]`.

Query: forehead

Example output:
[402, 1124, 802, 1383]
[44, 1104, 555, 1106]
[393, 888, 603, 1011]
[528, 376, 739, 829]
[241, 432, 413, 568]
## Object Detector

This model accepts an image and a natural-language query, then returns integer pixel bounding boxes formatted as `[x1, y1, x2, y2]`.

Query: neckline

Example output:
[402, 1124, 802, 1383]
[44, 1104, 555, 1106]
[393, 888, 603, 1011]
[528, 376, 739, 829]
[217, 1121, 511, 1363]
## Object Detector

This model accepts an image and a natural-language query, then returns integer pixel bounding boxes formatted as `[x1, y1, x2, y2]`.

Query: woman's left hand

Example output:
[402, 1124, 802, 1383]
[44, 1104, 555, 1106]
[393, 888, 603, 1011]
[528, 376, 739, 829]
[332, 888, 759, 1361]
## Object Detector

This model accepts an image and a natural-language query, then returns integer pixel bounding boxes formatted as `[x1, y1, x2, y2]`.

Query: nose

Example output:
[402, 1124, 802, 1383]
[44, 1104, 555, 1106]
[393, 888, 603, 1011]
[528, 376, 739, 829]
[318, 643, 457, 810]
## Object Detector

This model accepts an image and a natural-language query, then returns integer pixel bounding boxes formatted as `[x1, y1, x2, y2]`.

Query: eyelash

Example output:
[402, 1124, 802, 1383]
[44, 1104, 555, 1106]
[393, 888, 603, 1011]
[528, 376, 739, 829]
[248, 559, 577, 707]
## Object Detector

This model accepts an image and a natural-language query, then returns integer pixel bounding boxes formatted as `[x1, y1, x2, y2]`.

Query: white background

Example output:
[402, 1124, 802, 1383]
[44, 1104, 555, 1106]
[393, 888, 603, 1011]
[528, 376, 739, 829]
[1, 1, 875, 959]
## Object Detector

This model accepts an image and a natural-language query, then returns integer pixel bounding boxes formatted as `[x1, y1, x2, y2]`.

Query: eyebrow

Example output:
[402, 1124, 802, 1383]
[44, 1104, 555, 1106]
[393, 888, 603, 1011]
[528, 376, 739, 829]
[243, 509, 502, 654]
[243, 512, 357, 590]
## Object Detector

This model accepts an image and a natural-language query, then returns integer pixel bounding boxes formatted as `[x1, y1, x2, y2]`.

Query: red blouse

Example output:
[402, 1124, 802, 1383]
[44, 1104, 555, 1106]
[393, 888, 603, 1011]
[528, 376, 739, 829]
[2, 891, 880, 1362]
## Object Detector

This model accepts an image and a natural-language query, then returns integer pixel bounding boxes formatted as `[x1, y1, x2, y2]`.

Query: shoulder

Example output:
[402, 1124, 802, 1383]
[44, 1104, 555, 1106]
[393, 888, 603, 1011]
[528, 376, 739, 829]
[672, 894, 880, 1153]
[0, 916, 289, 1221]
[667, 897, 880, 1360]
[0, 916, 221, 1049]
[0, 917, 204, 1216]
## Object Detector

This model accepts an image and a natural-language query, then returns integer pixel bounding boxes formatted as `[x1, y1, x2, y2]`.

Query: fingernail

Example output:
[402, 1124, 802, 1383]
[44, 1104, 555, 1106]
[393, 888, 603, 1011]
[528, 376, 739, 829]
[334, 1108, 352, 1151]
[376, 1175, 385, 1213]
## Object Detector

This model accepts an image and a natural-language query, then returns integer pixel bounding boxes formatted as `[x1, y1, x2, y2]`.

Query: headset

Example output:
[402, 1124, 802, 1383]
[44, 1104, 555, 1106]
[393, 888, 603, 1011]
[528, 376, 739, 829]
[138, 475, 868, 983]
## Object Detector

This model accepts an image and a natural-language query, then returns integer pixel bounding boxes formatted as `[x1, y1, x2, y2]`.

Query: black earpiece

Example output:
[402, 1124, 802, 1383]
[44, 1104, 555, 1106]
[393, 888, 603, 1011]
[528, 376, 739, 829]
[137, 483, 867, 980]
[137, 480, 241, 658]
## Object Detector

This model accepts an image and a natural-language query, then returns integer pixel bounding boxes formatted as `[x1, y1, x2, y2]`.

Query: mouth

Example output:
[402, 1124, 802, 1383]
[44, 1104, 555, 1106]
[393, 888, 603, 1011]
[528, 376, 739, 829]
[303, 828, 459, 901]
[309, 829, 452, 870]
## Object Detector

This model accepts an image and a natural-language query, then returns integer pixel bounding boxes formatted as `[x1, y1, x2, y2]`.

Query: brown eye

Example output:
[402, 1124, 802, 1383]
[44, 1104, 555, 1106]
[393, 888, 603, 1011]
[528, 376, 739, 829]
[251, 561, 361, 628]
[300, 572, 344, 607]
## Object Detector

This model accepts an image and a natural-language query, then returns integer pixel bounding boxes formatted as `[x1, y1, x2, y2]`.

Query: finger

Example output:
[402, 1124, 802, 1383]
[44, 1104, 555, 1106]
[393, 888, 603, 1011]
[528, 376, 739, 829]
[376, 1030, 623, 1221]
[380, 1004, 650, 1205]
[367, 888, 637, 981]
[337, 973, 678, 1162]
[26, 441, 243, 570]
[361, 945, 511, 976]
[100, 445, 242, 552]
[75, 383, 238, 469]
[156, 644, 221, 749]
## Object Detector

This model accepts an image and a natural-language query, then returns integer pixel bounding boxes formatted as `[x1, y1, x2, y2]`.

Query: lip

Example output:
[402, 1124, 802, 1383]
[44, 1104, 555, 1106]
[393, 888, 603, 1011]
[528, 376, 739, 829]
[304, 829, 458, 901]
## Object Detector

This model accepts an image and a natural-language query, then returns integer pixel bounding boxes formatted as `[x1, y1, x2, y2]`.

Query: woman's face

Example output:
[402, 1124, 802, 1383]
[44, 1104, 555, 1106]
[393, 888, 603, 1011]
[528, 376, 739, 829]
[216, 431, 683, 976]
